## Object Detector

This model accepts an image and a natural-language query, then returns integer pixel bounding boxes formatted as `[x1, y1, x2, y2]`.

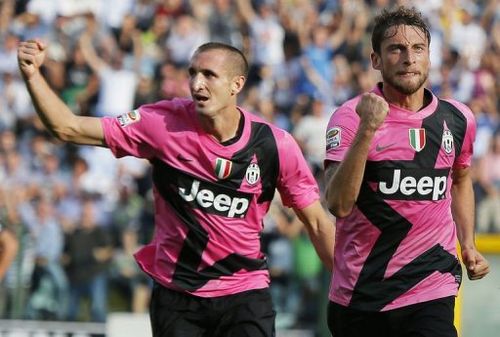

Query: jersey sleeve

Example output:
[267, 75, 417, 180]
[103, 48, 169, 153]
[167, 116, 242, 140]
[101, 102, 164, 159]
[324, 103, 360, 163]
[276, 131, 320, 210]
[446, 99, 476, 168]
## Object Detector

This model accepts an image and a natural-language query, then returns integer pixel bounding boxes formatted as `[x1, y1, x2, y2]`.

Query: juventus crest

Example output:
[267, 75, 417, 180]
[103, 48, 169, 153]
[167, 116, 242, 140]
[442, 129, 454, 154]
[245, 163, 261, 185]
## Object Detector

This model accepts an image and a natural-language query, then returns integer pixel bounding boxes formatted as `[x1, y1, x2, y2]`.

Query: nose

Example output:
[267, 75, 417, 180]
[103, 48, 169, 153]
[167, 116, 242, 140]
[403, 50, 416, 65]
[191, 73, 205, 91]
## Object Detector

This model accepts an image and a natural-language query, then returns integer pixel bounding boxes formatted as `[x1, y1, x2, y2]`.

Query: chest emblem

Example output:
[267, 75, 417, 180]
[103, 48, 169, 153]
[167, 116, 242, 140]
[214, 158, 233, 180]
[245, 163, 261, 185]
[409, 128, 426, 152]
[442, 129, 454, 154]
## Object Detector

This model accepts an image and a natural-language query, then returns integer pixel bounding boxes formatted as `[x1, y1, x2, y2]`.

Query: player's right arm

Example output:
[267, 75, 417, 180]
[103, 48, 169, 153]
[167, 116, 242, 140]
[325, 93, 388, 217]
[18, 39, 105, 146]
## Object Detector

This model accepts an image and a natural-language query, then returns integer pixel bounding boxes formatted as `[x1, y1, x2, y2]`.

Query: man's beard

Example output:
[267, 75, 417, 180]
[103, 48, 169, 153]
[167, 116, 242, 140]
[382, 71, 428, 95]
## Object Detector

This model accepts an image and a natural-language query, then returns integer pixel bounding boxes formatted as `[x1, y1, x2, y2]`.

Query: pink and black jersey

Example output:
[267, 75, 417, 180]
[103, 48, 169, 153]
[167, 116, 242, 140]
[101, 98, 319, 297]
[325, 84, 476, 312]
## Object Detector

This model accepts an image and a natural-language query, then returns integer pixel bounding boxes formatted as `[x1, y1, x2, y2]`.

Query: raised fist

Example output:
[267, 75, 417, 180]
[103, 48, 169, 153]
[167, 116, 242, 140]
[17, 39, 47, 81]
[355, 93, 389, 132]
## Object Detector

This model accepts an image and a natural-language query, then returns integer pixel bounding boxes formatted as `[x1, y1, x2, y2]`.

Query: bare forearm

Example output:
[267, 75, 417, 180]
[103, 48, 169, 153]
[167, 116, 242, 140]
[451, 167, 490, 280]
[304, 221, 334, 271]
[325, 128, 375, 217]
[18, 40, 105, 146]
[25, 72, 104, 146]
[26, 72, 76, 138]
[451, 169, 476, 250]
[295, 201, 335, 271]
[235, 0, 255, 23]
[325, 93, 388, 217]
[79, 34, 105, 75]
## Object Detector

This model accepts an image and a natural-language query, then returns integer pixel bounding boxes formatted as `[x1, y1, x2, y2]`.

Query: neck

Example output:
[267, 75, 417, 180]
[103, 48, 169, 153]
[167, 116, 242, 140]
[381, 83, 427, 112]
[199, 107, 242, 143]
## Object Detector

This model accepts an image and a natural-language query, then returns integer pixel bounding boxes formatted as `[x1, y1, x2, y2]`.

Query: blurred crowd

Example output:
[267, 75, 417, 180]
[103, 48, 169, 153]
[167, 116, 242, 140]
[0, 0, 498, 332]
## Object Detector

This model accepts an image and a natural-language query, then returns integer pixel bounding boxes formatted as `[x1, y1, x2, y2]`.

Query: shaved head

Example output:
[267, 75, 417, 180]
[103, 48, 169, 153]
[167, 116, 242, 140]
[193, 42, 248, 78]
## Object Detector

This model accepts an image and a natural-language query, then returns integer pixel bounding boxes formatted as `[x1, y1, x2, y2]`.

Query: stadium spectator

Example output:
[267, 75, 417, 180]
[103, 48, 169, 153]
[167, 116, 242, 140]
[165, 14, 208, 66]
[236, 0, 285, 84]
[204, 0, 243, 48]
[476, 130, 500, 233]
[110, 228, 150, 313]
[0, 184, 36, 319]
[25, 196, 68, 320]
[63, 199, 113, 322]
[293, 97, 332, 173]
[78, 20, 139, 118]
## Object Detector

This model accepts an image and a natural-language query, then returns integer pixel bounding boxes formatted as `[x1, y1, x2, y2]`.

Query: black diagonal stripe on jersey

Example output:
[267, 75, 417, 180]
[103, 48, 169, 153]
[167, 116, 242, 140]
[228, 122, 280, 203]
[208, 122, 279, 204]
[437, 100, 467, 158]
[151, 159, 267, 291]
[350, 101, 467, 310]
[351, 181, 461, 311]
[174, 253, 268, 290]
[248, 122, 280, 203]
[414, 100, 467, 166]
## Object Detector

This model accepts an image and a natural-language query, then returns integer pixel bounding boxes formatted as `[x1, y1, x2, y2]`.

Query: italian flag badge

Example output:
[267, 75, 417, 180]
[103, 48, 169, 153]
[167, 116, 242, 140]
[215, 158, 232, 179]
[409, 128, 426, 152]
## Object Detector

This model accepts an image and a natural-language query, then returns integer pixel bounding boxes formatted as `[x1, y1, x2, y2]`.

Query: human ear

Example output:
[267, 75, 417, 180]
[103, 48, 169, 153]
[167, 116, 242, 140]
[231, 75, 246, 95]
[371, 52, 382, 70]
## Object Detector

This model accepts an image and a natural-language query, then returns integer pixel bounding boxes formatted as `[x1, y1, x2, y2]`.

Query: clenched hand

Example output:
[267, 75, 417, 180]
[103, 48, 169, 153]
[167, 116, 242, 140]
[17, 39, 47, 81]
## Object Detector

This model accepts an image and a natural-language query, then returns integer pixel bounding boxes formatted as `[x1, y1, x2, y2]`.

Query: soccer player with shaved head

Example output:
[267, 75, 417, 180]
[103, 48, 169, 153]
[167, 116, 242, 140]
[18, 39, 334, 336]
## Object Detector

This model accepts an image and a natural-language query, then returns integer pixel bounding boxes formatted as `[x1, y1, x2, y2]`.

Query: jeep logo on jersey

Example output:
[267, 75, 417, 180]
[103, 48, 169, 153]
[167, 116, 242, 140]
[245, 163, 260, 185]
[377, 168, 449, 201]
[178, 180, 252, 218]
[409, 128, 426, 152]
[442, 129, 454, 154]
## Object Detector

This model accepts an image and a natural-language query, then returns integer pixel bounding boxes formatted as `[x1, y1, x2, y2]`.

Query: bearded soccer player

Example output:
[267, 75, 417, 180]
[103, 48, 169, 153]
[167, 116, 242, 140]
[324, 6, 489, 337]
[18, 39, 334, 336]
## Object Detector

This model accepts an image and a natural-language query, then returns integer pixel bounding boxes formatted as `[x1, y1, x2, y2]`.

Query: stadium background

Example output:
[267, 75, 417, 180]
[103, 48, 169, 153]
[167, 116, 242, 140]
[0, 0, 498, 336]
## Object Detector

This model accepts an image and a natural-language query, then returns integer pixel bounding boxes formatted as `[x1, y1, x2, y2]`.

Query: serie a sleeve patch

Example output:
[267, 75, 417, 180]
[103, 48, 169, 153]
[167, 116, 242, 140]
[117, 109, 141, 127]
[326, 127, 341, 150]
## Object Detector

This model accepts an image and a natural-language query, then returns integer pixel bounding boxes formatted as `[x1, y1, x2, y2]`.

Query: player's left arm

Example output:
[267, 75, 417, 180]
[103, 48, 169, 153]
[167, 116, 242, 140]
[0, 228, 18, 280]
[451, 167, 490, 280]
[293, 200, 335, 271]
[276, 131, 334, 271]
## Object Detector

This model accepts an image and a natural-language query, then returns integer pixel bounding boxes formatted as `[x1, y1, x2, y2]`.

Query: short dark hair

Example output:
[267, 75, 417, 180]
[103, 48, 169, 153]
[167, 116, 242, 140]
[193, 42, 249, 78]
[371, 6, 431, 54]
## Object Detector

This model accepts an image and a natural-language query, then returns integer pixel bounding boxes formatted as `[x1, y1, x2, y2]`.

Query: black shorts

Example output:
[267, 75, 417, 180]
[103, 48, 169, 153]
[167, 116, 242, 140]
[149, 282, 276, 337]
[328, 296, 457, 337]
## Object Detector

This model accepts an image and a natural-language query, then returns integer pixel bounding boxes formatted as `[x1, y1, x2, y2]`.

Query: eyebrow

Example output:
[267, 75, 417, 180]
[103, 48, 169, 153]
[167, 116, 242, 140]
[386, 42, 426, 49]
[188, 67, 218, 77]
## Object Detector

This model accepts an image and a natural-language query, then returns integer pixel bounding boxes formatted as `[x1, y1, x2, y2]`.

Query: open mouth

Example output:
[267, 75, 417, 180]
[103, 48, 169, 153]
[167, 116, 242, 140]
[193, 94, 209, 102]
